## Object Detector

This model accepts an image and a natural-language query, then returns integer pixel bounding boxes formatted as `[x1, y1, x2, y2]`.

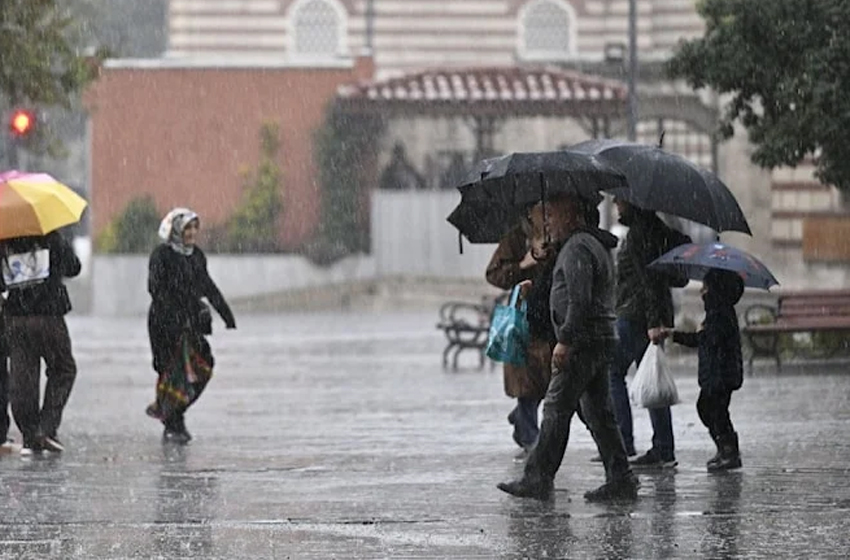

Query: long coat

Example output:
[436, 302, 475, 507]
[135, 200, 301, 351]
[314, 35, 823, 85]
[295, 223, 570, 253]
[485, 225, 555, 400]
[147, 244, 235, 374]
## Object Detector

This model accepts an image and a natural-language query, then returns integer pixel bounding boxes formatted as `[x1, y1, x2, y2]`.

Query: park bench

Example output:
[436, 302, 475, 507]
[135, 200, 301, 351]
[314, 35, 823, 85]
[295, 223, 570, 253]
[741, 289, 850, 372]
[436, 293, 505, 371]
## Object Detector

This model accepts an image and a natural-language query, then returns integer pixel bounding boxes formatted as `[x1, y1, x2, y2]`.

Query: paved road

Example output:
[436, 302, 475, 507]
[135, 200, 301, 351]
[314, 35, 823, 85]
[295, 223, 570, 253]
[1, 313, 849, 559]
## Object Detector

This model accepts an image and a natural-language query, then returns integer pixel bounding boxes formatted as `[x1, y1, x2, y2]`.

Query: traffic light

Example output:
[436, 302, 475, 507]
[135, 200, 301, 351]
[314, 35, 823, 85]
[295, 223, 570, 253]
[9, 109, 35, 138]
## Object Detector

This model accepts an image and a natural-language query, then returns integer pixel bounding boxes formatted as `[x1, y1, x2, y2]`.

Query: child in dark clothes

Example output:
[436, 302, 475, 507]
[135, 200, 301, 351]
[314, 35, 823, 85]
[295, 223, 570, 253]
[650, 269, 745, 472]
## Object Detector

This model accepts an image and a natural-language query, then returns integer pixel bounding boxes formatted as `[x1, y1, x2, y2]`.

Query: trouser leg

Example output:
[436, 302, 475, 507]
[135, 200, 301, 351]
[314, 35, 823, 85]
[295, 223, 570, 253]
[7, 317, 43, 442]
[39, 317, 77, 437]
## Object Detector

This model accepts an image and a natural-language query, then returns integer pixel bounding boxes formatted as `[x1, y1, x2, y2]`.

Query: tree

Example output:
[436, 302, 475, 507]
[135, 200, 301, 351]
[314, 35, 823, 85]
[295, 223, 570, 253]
[0, 0, 105, 107]
[222, 123, 284, 253]
[96, 195, 161, 253]
[667, 0, 850, 191]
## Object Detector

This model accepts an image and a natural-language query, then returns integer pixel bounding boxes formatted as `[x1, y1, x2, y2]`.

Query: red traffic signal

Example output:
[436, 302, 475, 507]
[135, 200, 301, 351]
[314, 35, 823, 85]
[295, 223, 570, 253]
[9, 109, 35, 137]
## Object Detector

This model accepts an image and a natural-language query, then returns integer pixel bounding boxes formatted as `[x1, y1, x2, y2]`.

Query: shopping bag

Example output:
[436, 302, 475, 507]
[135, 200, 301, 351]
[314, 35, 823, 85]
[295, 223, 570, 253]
[628, 343, 680, 409]
[485, 285, 530, 365]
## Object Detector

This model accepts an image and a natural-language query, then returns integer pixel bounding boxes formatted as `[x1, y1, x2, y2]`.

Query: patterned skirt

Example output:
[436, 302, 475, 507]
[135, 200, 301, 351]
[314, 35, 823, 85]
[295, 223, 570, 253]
[147, 331, 213, 421]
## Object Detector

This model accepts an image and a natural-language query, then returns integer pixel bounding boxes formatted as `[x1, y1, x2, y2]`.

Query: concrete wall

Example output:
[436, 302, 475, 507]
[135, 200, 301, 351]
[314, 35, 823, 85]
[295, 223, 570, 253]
[90, 253, 376, 316]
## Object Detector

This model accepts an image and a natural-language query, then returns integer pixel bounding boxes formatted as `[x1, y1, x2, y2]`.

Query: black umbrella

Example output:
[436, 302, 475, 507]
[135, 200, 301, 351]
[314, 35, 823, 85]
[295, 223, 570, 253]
[447, 151, 628, 244]
[571, 139, 751, 235]
[648, 242, 778, 290]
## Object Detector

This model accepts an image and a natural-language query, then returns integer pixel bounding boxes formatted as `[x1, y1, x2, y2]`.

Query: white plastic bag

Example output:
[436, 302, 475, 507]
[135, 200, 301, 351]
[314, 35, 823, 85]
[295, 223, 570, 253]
[628, 344, 680, 409]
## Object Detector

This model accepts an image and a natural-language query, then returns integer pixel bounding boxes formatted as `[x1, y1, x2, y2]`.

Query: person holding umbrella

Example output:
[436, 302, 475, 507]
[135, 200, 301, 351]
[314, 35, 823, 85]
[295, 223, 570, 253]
[648, 242, 779, 472]
[497, 193, 638, 502]
[0, 171, 88, 455]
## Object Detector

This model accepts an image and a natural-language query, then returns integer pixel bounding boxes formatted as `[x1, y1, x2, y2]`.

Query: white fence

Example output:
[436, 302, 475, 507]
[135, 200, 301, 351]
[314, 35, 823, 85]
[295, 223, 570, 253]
[370, 190, 495, 279]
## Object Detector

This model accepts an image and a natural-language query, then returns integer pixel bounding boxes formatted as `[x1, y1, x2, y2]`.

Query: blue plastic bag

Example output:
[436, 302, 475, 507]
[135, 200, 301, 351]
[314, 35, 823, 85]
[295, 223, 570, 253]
[486, 285, 530, 365]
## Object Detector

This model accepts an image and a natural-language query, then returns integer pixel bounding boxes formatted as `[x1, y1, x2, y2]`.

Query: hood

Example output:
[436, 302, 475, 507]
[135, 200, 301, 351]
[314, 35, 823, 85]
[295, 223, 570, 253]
[702, 269, 744, 309]
[582, 227, 619, 250]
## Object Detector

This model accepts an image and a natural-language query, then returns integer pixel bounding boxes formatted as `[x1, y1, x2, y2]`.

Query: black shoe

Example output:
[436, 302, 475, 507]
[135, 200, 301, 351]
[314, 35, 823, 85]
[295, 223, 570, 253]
[630, 450, 677, 470]
[707, 433, 741, 472]
[162, 429, 191, 445]
[584, 474, 639, 503]
[497, 476, 554, 501]
[20, 438, 43, 456]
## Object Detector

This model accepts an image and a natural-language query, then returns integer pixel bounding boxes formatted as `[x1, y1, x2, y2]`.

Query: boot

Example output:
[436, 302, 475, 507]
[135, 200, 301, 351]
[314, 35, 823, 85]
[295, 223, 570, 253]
[707, 433, 742, 472]
[705, 435, 723, 470]
[497, 475, 554, 501]
[584, 473, 639, 503]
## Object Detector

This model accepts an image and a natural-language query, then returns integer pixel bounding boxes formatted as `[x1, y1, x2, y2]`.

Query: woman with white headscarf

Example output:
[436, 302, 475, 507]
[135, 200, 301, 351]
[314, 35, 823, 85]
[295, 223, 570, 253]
[145, 208, 236, 443]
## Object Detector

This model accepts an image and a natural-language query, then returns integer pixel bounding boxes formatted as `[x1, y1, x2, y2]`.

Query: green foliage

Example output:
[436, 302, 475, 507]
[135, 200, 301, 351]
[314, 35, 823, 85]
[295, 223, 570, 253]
[311, 106, 384, 264]
[0, 0, 106, 106]
[667, 0, 850, 190]
[96, 195, 160, 253]
[220, 123, 283, 253]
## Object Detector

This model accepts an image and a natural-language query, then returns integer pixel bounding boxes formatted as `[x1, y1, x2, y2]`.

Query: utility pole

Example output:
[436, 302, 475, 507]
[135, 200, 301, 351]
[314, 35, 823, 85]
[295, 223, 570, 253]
[365, 0, 375, 53]
[627, 0, 638, 142]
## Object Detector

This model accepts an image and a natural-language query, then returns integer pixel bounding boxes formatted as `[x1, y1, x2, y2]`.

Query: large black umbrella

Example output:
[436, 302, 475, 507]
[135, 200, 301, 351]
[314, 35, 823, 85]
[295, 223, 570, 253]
[447, 151, 628, 244]
[571, 139, 751, 235]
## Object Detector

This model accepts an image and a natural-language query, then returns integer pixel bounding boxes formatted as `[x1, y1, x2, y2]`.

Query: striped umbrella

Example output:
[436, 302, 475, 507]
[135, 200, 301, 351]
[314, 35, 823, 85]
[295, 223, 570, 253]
[0, 171, 88, 240]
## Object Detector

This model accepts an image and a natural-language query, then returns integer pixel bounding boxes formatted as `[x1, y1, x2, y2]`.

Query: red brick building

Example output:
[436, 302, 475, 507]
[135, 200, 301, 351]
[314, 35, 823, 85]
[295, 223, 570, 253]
[86, 56, 374, 249]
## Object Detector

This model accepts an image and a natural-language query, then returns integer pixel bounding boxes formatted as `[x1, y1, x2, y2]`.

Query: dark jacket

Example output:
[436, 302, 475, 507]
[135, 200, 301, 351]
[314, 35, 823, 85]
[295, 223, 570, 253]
[672, 296, 743, 393]
[147, 244, 235, 373]
[615, 213, 691, 328]
[550, 228, 619, 349]
[1, 232, 81, 316]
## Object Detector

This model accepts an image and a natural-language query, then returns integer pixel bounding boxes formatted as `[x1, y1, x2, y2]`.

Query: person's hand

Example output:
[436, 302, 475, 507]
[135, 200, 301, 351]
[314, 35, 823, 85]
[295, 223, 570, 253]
[648, 327, 671, 344]
[517, 280, 533, 299]
[519, 251, 537, 270]
[552, 342, 571, 370]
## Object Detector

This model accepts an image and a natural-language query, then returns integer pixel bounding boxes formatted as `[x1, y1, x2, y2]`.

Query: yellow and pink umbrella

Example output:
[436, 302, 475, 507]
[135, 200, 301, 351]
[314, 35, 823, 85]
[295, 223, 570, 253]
[0, 170, 88, 240]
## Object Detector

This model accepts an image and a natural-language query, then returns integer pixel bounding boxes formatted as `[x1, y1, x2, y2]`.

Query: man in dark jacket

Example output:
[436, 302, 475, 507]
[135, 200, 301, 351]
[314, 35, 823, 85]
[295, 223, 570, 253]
[609, 199, 691, 469]
[1, 231, 81, 454]
[497, 195, 638, 502]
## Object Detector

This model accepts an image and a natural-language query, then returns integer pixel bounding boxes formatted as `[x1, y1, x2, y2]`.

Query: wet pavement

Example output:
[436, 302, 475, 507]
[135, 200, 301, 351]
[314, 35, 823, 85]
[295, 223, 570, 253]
[1, 312, 850, 559]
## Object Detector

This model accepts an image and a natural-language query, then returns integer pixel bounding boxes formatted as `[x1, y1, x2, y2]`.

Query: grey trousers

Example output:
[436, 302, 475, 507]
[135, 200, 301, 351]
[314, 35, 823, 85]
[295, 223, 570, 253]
[6, 316, 77, 441]
[524, 343, 632, 484]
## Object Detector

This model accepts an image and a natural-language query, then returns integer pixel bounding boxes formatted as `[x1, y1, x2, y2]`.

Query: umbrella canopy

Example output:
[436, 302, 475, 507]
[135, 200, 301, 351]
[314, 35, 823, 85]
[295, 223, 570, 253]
[448, 150, 628, 243]
[571, 139, 751, 235]
[648, 242, 779, 290]
[0, 171, 88, 240]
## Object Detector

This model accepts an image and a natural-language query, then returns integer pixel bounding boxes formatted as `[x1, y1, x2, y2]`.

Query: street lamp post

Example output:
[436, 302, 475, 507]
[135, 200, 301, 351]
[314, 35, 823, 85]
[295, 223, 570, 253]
[627, 0, 638, 142]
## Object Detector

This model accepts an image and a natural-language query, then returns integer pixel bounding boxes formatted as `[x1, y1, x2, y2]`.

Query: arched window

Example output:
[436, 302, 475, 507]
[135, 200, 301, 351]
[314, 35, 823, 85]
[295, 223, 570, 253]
[518, 0, 576, 60]
[289, 0, 347, 58]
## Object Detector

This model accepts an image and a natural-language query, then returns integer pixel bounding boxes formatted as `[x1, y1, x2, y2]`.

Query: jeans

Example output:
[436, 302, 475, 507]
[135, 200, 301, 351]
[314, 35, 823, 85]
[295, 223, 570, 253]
[609, 317, 675, 461]
[510, 397, 540, 448]
[524, 344, 632, 484]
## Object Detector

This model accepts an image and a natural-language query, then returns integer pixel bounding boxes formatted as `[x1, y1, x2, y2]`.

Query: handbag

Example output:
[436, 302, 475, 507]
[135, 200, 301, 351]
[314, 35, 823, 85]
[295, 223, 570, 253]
[486, 285, 530, 365]
[629, 343, 680, 408]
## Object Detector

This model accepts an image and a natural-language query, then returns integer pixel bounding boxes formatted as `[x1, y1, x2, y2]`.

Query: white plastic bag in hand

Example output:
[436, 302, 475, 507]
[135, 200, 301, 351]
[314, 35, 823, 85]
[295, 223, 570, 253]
[628, 344, 680, 409]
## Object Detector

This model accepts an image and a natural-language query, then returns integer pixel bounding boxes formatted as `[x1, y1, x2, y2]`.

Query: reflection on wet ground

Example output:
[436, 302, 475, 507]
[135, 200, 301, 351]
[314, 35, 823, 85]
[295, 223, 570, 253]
[1, 313, 849, 558]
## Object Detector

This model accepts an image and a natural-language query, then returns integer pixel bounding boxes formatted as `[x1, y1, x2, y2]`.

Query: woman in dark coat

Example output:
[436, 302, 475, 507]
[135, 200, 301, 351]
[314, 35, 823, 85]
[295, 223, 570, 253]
[145, 208, 236, 443]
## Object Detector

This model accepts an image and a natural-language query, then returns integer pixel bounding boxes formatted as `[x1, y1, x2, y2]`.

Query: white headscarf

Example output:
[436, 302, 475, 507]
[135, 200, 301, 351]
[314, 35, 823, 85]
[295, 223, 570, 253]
[158, 207, 199, 256]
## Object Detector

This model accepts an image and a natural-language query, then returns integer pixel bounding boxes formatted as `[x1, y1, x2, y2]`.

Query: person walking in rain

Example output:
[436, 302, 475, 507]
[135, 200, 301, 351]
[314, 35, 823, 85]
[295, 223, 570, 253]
[607, 198, 690, 469]
[145, 208, 236, 443]
[497, 194, 638, 502]
[485, 205, 556, 458]
[0, 291, 11, 453]
[1, 231, 81, 454]
[650, 269, 745, 471]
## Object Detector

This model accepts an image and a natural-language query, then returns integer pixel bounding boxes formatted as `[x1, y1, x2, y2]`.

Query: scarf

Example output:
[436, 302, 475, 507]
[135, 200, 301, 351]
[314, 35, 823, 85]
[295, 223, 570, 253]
[158, 207, 199, 256]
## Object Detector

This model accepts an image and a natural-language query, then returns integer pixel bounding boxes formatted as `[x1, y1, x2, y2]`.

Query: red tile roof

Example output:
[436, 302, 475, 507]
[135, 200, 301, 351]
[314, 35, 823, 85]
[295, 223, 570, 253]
[336, 66, 627, 116]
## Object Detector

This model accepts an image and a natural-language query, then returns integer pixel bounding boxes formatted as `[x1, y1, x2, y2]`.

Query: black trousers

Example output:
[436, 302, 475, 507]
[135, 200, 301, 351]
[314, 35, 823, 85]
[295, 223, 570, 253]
[524, 344, 632, 484]
[6, 316, 77, 442]
[696, 388, 735, 440]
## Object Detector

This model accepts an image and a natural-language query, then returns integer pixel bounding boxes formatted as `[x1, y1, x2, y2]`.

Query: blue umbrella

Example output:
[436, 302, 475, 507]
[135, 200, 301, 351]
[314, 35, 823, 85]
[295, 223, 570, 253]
[648, 242, 779, 290]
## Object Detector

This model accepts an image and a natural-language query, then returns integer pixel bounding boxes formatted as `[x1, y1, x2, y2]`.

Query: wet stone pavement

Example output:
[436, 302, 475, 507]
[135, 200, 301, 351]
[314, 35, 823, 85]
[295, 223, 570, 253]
[1, 312, 850, 559]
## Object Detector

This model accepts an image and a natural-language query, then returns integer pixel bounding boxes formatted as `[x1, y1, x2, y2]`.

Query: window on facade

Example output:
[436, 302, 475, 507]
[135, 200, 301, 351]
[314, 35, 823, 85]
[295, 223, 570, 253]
[292, 0, 344, 57]
[520, 0, 575, 59]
